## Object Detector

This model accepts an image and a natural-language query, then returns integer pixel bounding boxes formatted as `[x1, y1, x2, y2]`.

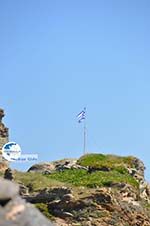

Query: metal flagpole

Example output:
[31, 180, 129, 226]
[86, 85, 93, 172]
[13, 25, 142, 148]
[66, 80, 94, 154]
[83, 120, 86, 155]
[77, 107, 87, 155]
[83, 107, 86, 155]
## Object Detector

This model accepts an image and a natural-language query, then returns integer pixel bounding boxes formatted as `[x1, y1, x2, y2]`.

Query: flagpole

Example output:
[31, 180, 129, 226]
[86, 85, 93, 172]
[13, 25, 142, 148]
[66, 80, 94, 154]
[83, 107, 86, 155]
[83, 119, 86, 155]
[77, 107, 87, 155]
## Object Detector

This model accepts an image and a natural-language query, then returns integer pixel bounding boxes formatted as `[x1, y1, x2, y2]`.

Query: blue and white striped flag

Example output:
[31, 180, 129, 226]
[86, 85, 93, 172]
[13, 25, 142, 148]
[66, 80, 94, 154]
[77, 108, 86, 123]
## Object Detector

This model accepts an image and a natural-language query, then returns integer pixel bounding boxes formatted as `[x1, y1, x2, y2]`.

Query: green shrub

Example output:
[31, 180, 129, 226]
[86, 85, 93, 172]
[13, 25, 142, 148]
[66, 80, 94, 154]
[77, 154, 134, 172]
[46, 169, 139, 188]
[14, 171, 65, 192]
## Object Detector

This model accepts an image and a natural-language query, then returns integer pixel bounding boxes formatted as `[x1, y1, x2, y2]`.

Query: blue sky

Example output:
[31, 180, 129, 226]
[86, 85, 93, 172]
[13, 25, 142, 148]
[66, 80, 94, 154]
[0, 1, 150, 180]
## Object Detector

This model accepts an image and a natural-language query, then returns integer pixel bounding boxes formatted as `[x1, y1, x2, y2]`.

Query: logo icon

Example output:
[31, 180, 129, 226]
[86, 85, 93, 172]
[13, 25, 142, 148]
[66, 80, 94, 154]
[2, 142, 21, 161]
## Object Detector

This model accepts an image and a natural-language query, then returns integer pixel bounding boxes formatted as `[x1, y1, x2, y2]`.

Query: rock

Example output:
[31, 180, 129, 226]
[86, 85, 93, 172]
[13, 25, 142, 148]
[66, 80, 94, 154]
[120, 184, 138, 200]
[28, 159, 88, 174]
[19, 183, 29, 196]
[62, 194, 75, 202]
[60, 211, 74, 218]
[126, 158, 145, 183]
[51, 187, 72, 196]
[45, 183, 150, 226]
[50, 209, 73, 219]
[139, 181, 150, 202]
[0, 178, 55, 226]
[126, 158, 150, 203]
[24, 186, 72, 204]
[0, 108, 9, 166]
[42, 170, 52, 175]
[88, 166, 111, 173]
[0, 109, 5, 120]
[4, 168, 14, 180]
[0, 198, 55, 226]
[0, 161, 9, 172]
[131, 157, 145, 177]
[0, 108, 9, 144]
[0, 178, 19, 201]
[109, 182, 126, 189]
[3, 153, 150, 226]
[28, 163, 55, 173]
[55, 159, 88, 171]
[93, 192, 112, 204]
[146, 184, 150, 196]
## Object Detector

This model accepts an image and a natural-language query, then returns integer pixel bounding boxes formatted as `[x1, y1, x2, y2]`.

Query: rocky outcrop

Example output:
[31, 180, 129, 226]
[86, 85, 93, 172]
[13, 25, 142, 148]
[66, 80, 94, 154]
[0, 178, 54, 226]
[26, 154, 150, 226]
[24, 185, 150, 226]
[24, 187, 72, 204]
[28, 159, 88, 174]
[28, 156, 150, 206]
[0, 108, 9, 143]
[49, 188, 150, 225]
[28, 163, 55, 173]
[127, 158, 145, 181]
[54, 159, 87, 171]
[0, 108, 9, 169]
[127, 157, 150, 202]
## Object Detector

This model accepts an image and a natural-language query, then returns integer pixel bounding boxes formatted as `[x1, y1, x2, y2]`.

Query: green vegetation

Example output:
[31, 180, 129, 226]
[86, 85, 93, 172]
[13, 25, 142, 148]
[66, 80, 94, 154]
[14, 167, 138, 192]
[35, 203, 54, 220]
[46, 169, 139, 188]
[77, 153, 135, 171]
[14, 171, 65, 192]
[14, 154, 139, 191]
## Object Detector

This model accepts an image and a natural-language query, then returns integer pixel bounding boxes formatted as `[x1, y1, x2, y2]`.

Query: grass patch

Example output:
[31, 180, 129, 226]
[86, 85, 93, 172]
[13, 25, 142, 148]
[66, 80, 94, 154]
[46, 169, 139, 188]
[13, 154, 138, 193]
[14, 171, 65, 192]
[77, 154, 135, 171]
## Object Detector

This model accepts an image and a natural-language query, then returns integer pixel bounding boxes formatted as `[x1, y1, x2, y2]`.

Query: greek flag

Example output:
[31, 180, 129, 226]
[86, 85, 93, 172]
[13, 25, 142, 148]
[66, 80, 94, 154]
[77, 108, 86, 123]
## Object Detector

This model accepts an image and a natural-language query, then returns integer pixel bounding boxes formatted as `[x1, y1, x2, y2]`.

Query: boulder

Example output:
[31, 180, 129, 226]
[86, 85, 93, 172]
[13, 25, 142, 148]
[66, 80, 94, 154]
[0, 178, 55, 226]
[28, 163, 55, 173]
[0, 178, 19, 201]
[4, 168, 14, 180]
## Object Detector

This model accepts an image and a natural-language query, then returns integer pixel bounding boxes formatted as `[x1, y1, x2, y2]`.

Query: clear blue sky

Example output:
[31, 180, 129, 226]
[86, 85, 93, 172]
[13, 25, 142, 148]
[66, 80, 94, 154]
[0, 1, 150, 180]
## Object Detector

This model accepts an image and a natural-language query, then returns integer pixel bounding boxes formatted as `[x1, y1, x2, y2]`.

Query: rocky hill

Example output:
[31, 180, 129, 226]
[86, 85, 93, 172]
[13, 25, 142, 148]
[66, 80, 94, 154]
[0, 153, 150, 226]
